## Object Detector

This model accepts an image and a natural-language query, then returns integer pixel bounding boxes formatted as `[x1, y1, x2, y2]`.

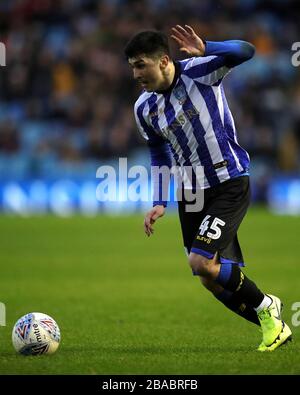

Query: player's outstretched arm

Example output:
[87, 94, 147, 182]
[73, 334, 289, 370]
[204, 40, 255, 67]
[144, 205, 165, 237]
[171, 24, 255, 68]
[171, 25, 205, 57]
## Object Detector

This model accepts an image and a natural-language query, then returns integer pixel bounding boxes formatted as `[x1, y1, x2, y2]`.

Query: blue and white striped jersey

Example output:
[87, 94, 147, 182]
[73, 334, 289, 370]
[134, 41, 254, 193]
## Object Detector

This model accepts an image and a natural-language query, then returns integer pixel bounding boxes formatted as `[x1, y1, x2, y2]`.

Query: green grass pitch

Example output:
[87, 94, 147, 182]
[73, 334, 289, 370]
[0, 207, 299, 374]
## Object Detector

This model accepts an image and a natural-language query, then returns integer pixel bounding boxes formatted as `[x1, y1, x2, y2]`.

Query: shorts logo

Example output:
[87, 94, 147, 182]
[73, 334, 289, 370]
[196, 235, 212, 244]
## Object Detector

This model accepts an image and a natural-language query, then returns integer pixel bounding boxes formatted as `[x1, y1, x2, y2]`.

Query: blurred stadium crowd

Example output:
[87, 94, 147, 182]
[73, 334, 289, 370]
[0, 0, 299, 202]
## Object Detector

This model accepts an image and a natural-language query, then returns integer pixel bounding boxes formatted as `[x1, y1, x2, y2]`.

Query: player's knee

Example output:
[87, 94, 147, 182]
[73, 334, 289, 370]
[200, 276, 224, 294]
[200, 276, 213, 289]
[188, 252, 215, 278]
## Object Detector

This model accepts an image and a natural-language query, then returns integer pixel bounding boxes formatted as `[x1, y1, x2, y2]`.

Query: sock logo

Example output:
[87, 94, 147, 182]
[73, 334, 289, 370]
[235, 272, 244, 292]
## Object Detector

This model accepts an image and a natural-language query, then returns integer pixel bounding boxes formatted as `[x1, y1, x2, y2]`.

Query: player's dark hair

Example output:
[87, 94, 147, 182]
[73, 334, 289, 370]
[124, 31, 170, 59]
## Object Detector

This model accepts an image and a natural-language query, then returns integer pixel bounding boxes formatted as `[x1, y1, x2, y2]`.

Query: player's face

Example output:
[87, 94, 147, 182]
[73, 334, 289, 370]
[128, 54, 168, 92]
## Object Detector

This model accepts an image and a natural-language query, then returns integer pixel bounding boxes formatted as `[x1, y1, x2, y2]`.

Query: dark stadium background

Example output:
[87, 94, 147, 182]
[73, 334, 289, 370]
[0, 0, 299, 214]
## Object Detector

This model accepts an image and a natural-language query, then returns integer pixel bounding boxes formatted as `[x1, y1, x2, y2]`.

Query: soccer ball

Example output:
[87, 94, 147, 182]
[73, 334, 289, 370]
[12, 312, 61, 356]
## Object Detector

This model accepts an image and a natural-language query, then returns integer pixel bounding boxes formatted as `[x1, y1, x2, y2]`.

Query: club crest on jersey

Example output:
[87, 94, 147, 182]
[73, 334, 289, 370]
[174, 85, 187, 104]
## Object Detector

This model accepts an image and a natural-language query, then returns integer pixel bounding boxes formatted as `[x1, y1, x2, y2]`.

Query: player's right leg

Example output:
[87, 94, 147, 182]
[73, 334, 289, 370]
[177, 185, 260, 327]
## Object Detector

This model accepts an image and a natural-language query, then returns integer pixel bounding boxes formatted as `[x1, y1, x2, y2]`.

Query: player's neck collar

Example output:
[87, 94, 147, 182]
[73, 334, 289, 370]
[155, 61, 180, 94]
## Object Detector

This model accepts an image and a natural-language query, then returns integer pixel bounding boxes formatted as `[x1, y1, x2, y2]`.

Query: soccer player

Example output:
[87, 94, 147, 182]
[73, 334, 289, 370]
[124, 25, 292, 351]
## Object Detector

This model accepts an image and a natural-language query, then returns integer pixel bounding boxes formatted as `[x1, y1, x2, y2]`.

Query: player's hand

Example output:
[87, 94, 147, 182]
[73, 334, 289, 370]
[144, 205, 165, 237]
[171, 25, 205, 57]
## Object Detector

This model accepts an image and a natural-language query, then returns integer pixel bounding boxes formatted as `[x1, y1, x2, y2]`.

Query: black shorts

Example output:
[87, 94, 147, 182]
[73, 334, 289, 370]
[178, 176, 250, 266]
